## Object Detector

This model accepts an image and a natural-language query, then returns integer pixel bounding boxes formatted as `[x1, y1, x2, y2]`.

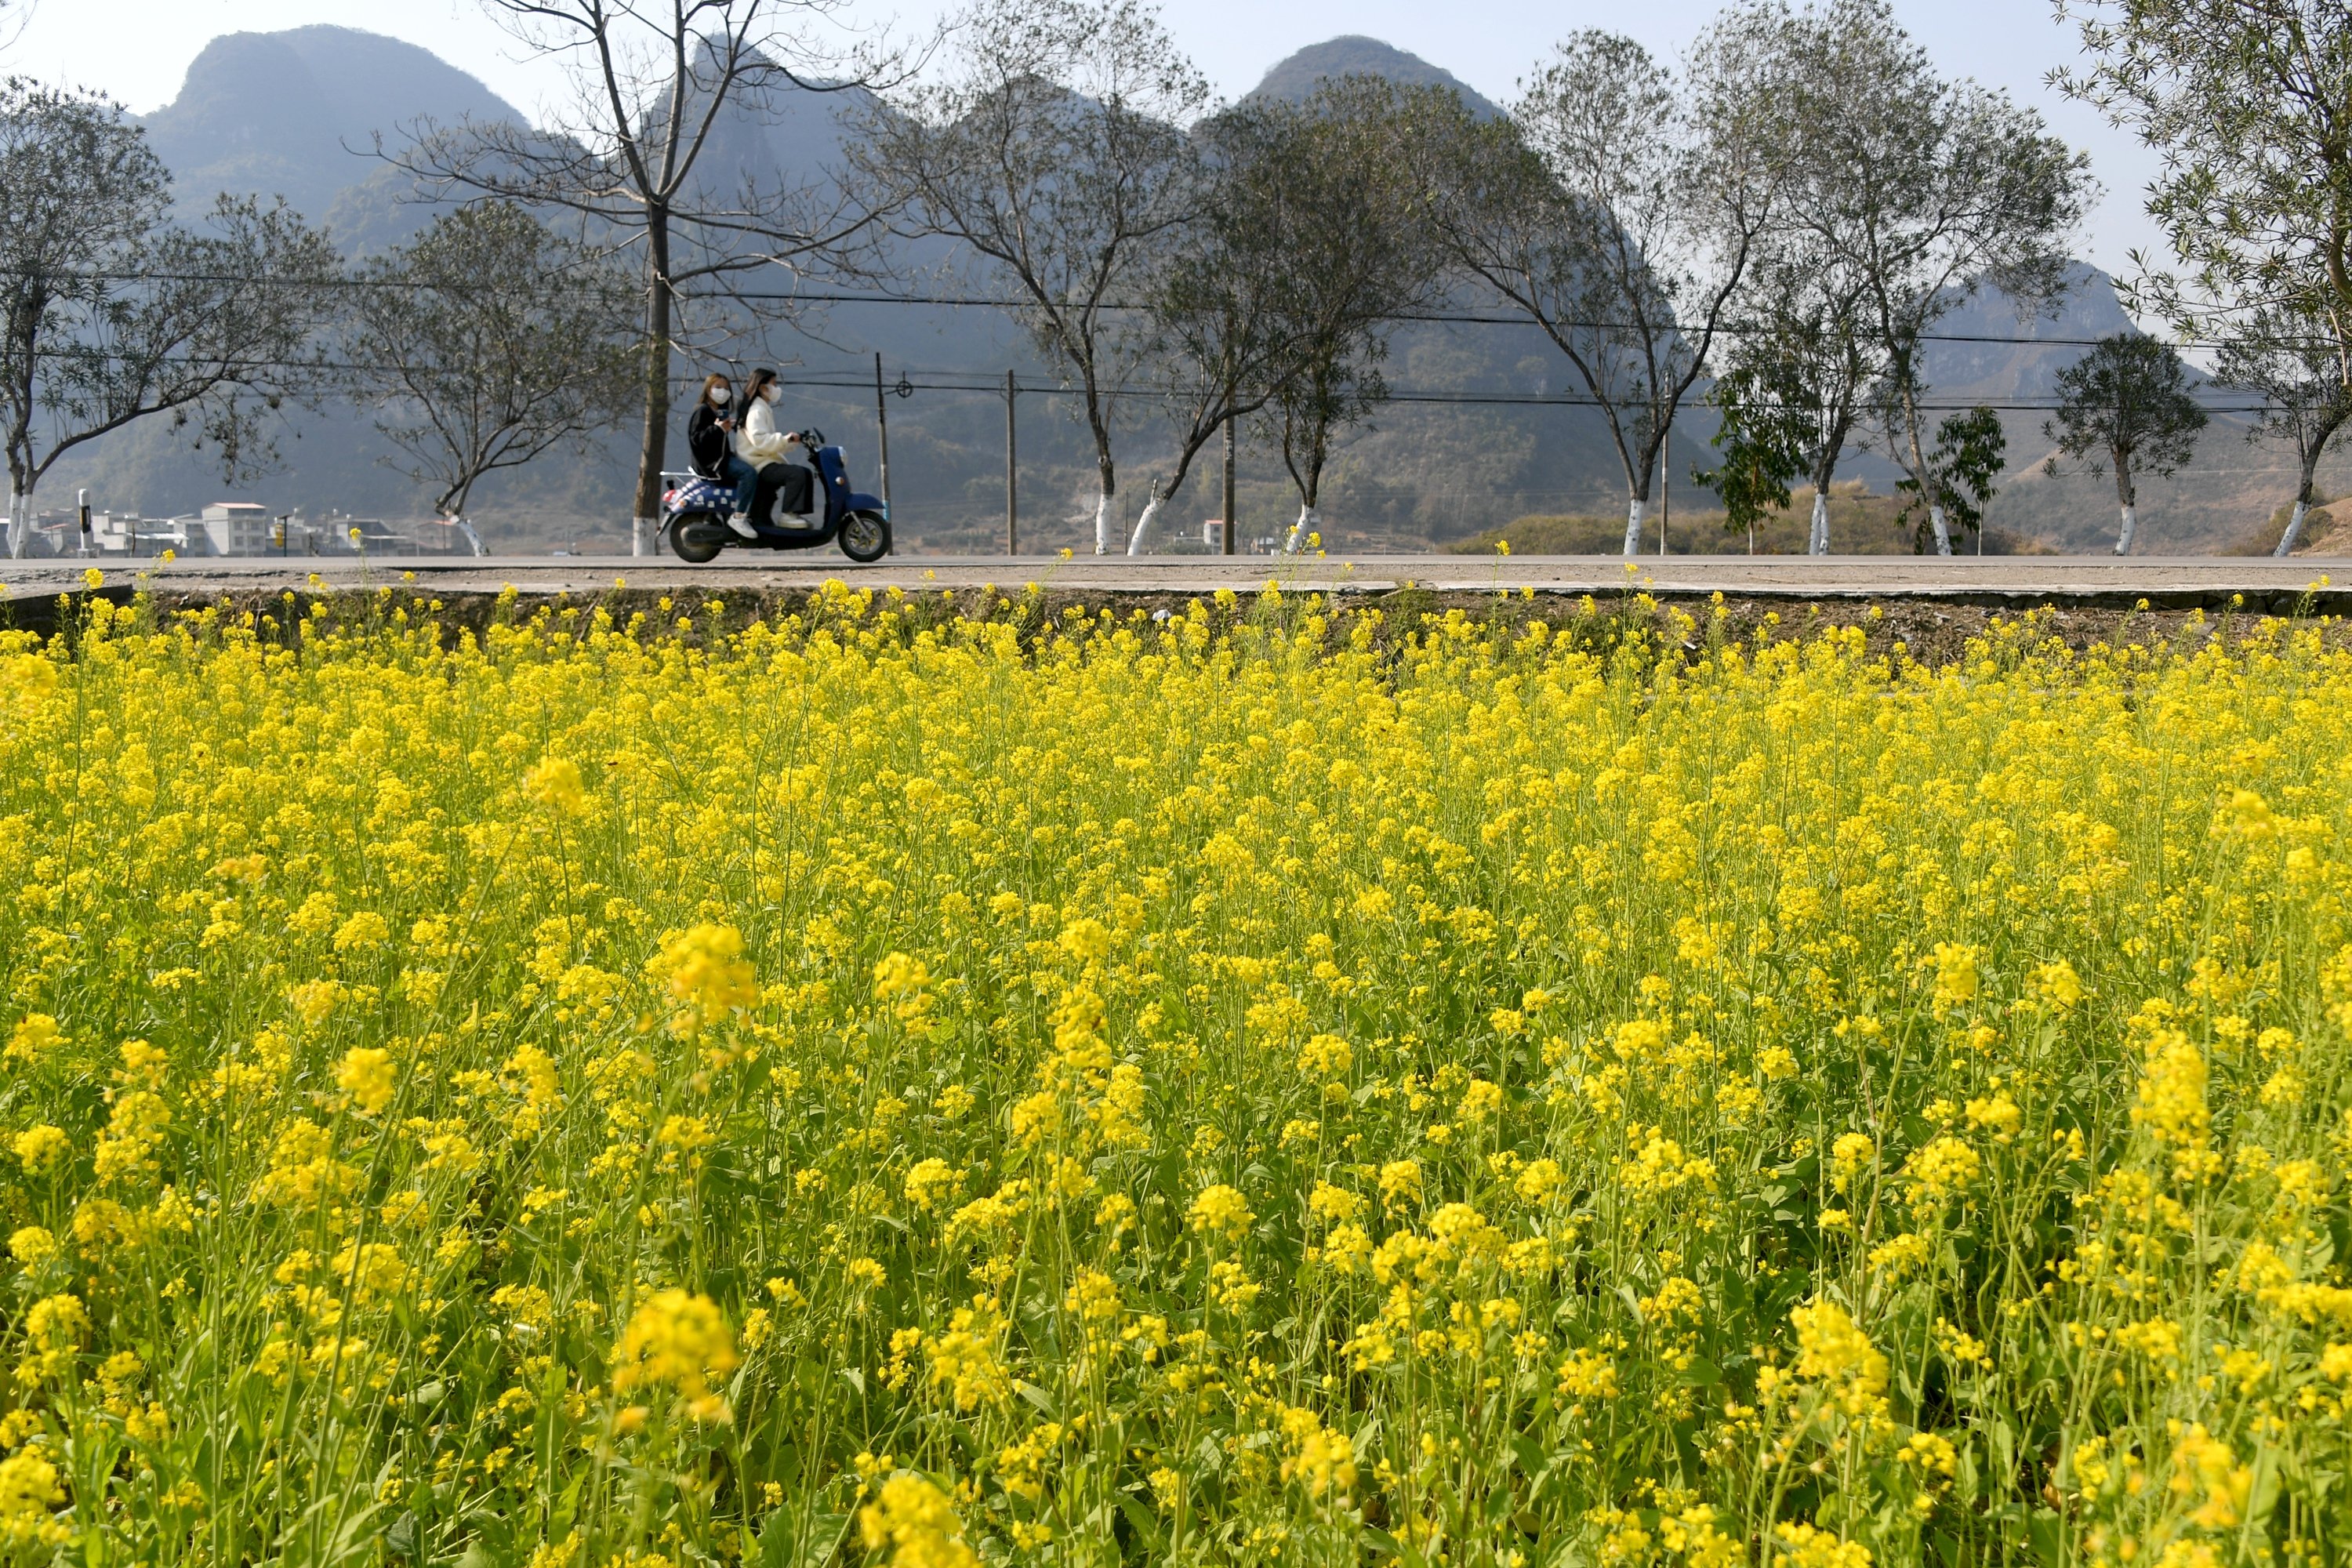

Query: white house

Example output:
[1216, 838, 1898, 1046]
[198, 503, 274, 556]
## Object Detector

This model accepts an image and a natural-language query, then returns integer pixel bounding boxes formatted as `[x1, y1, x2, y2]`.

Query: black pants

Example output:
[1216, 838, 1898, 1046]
[756, 463, 814, 519]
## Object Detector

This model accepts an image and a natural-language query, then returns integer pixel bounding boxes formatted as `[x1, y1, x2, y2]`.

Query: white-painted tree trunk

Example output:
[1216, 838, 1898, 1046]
[1126, 492, 1165, 556]
[1094, 491, 1113, 555]
[1621, 495, 1648, 557]
[6, 490, 26, 559]
[1283, 503, 1316, 554]
[630, 515, 650, 557]
[1929, 503, 1951, 556]
[1808, 489, 1830, 555]
[2113, 503, 2137, 556]
[2275, 499, 2310, 557]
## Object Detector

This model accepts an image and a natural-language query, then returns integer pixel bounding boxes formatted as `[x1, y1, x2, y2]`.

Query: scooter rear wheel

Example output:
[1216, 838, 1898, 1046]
[839, 509, 891, 564]
[670, 514, 724, 564]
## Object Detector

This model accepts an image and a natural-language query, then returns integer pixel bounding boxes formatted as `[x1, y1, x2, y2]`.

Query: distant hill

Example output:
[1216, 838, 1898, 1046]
[1918, 262, 2143, 401]
[49, 28, 2328, 554]
[1248, 36, 1502, 118]
[140, 26, 524, 227]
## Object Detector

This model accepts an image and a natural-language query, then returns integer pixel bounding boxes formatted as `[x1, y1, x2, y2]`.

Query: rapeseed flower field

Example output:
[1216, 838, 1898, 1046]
[1, 581, 2348, 1568]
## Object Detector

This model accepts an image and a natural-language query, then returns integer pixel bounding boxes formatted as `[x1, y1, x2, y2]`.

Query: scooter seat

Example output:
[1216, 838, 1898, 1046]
[670, 477, 732, 512]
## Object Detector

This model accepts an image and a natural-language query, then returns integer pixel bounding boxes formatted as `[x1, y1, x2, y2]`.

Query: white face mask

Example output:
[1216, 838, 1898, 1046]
[761, 386, 779, 404]
[710, 387, 729, 405]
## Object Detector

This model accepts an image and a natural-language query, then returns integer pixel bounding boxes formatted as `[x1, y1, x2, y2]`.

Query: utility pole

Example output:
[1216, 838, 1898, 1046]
[1658, 423, 1671, 556]
[873, 353, 893, 521]
[1004, 370, 1018, 556]
[1221, 415, 1236, 556]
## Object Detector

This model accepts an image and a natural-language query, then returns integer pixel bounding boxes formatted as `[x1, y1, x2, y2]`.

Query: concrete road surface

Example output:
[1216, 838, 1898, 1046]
[3, 554, 2348, 613]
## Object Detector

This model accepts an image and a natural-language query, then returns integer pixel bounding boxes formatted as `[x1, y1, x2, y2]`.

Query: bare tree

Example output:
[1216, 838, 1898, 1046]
[851, 0, 1207, 554]
[0, 80, 336, 557]
[389, 0, 902, 554]
[2213, 296, 2352, 555]
[1424, 16, 1791, 557]
[1269, 78, 1453, 555]
[344, 203, 639, 536]
[2042, 332, 2207, 554]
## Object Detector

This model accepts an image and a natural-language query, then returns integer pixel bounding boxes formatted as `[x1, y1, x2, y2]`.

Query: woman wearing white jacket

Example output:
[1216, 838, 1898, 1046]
[733, 368, 812, 530]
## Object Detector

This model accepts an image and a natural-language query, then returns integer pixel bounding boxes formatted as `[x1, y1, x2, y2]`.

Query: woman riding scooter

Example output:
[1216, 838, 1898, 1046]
[685, 375, 760, 535]
[735, 368, 815, 528]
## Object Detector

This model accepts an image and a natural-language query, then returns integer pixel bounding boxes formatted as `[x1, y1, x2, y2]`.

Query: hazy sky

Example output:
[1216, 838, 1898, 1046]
[10, 0, 2166, 275]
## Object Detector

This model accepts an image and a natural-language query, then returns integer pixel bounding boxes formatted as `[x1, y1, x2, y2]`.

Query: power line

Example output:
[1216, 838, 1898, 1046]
[16, 267, 2276, 353]
[720, 289, 2179, 350]
[9, 351, 2285, 417]
[764, 367, 2279, 416]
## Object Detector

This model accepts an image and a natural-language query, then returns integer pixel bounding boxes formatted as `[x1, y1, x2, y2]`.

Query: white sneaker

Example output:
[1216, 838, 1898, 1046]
[726, 512, 757, 539]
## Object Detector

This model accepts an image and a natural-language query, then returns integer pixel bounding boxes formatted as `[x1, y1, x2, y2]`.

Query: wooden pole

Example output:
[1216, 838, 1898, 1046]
[1221, 415, 1236, 555]
[1004, 369, 1018, 556]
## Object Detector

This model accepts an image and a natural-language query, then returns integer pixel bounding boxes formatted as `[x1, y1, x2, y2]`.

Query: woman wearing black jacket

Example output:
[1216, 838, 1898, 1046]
[687, 374, 759, 535]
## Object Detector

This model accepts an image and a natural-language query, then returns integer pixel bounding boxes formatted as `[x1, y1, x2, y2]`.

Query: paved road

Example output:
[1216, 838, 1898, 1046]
[4, 554, 2348, 610]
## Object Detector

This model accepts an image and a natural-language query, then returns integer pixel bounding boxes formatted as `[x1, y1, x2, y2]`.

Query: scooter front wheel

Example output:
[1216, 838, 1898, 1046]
[669, 514, 725, 564]
[838, 509, 891, 564]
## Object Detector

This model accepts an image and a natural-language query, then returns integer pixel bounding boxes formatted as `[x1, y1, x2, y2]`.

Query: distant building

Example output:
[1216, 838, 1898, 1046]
[90, 512, 194, 557]
[199, 503, 274, 556]
[1202, 519, 1227, 550]
[317, 513, 421, 557]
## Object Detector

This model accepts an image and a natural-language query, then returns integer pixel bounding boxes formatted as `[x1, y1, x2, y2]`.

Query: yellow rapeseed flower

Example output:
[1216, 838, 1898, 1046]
[655, 924, 757, 1033]
[522, 757, 586, 815]
[610, 1290, 738, 1418]
[858, 1473, 976, 1568]
[334, 1047, 397, 1116]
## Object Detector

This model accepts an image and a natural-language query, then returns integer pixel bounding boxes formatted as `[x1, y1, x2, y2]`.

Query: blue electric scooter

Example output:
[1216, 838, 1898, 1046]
[659, 428, 891, 564]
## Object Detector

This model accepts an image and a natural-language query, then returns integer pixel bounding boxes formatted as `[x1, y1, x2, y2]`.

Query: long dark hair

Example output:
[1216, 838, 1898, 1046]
[745, 368, 779, 403]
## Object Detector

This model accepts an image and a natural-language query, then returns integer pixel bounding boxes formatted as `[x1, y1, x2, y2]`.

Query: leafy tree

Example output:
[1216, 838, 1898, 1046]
[1695, 361, 1808, 553]
[851, 0, 1206, 554]
[1424, 14, 1794, 557]
[1777, 0, 2084, 555]
[2056, 0, 2352, 348]
[0, 79, 336, 557]
[343, 203, 638, 532]
[391, 0, 900, 554]
[2058, 2, 2352, 558]
[1893, 405, 2006, 552]
[1121, 79, 1454, 555]
[1120, 100, 1337, 554]
[2042, 332, 2207, 555]
[1714, 236, 1882, 554]
[2212, 296, 2352, 555]
[1266, 78, 1453, 555]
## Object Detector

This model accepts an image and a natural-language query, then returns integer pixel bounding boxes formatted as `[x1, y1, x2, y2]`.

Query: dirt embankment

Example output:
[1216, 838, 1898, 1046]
[2, 581, 2328, 669]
